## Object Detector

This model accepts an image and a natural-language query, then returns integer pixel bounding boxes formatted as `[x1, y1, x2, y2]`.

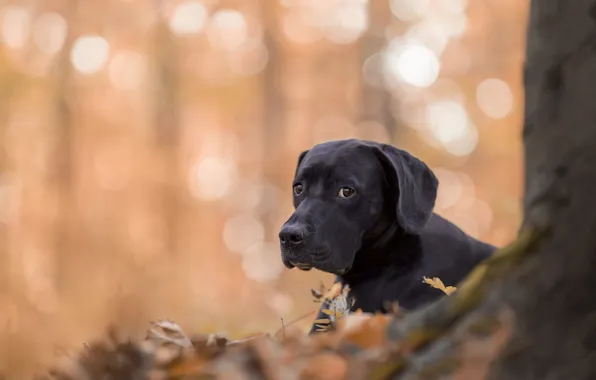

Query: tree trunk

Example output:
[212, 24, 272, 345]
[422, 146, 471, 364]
[153, 1, 180, 257]
[489, 0, 596, 378]
[261, 0, 284, 241]
[52, 1, 77, 292]
[359, 0, 396, 140]
[0, 53, 11, 292]
[383, 1, 596, 379]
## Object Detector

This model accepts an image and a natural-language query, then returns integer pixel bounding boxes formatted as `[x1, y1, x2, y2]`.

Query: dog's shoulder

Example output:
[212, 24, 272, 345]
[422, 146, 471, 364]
[417, 213, 496, 283]
[421, 213, 495, 255]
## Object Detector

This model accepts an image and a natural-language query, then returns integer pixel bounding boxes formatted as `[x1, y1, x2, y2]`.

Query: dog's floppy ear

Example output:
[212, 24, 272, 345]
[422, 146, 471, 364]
[371, 143, 438, 235]
[294, 150, 309, 177]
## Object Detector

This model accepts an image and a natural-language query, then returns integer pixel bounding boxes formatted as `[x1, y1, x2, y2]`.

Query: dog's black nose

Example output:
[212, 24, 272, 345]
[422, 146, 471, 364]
[279, 226, 305, 246]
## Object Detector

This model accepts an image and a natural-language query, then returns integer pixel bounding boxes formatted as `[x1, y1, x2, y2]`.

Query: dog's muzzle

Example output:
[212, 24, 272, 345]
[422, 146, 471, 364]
[290, 261, 313, 271]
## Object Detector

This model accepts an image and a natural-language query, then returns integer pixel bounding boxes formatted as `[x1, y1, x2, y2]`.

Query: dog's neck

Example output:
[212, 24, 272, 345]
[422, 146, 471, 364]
[340, 217, 422, 285]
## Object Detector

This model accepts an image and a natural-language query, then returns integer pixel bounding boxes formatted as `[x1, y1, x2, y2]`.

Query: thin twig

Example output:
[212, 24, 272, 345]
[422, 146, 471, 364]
[274, 310, 317, 337]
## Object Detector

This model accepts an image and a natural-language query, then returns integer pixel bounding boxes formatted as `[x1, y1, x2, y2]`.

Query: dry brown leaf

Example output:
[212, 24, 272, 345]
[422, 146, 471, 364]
[299, 353, 348, 380]
[146, 320, 193, 348]
[44, 279, 437, 380]
[324, 282, 344, 300]
[153, 344, 183, 365]
[167, 355, 208, 377]
[423, 276, 458, 295]
[444, 286, 457, 295]
[337, 314, 392, 349]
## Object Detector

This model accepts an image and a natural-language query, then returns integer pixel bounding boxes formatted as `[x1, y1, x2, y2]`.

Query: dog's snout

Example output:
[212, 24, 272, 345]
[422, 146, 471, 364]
[279, 226, 305, 246]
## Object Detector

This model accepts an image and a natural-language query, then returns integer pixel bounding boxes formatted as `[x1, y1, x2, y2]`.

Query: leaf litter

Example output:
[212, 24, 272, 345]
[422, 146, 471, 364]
[36, 277, 505, 380]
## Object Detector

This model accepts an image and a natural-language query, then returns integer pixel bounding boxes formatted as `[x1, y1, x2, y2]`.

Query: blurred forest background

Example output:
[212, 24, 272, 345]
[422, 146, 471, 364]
[0, 0, 527, 375]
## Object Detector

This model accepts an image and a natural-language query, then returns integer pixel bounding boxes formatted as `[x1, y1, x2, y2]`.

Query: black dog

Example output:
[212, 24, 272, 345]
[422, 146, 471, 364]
[278, 139, 496, 333]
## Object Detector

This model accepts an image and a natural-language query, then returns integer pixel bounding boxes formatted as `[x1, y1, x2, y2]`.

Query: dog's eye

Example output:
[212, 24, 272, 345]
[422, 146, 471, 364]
[338, 187, 356, 198]
[293, 184, 304, 195]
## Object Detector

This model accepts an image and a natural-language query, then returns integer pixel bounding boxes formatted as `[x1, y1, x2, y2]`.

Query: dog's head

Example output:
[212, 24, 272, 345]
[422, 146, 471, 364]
[279, 139, 438, 275]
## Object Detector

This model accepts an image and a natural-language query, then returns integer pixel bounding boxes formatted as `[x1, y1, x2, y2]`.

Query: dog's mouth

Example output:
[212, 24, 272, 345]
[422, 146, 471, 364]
[290, 261, 313, 271]
[282, 248, 350, 274]
[297, 262, 351, 276]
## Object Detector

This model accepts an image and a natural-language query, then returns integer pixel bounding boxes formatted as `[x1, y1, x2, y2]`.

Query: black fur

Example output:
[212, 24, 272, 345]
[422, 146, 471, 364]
[278, 139, 496, 334]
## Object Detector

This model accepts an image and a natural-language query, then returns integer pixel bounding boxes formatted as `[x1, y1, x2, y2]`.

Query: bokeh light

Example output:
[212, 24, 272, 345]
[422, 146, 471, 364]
[434, 168, 463, 209]
[188, 156, 237, 201]
[436, 11, 468, 38]
[425, 100, 478, 156]
[321, 0, 369, 45]
[242, 242, 284, 283]
[436, 0, 469, 13]
[228, 44, 269, 76]
[222, 213, 265, 254]
[206, 9, 248, 51]
[405, 21, 449, 55]
[389, 0, 430, 22]
[266, 292, 294, 317]
[476, 78, 514, 119]
[32, 12, 67, 55]
[384, 40, 440, 88]
[70, 35, 110, 74]
[1, 5, 30, 49]
[282, 10, 322, 44]
[362, 52, 385, 87]
[169, 1, 208, 35]
[109, 50, 147, 90]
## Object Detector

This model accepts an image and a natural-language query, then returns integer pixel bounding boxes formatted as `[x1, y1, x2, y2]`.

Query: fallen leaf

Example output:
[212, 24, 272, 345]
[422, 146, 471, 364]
[299, 353, 348, 380]
[167, 355, 208, 377]
[337, 314, 392, 349]
[423, 276, 458, 295]
[324, 283, 343, 300]
[444, 286, 457, 295]
[146, 320, 193, 348]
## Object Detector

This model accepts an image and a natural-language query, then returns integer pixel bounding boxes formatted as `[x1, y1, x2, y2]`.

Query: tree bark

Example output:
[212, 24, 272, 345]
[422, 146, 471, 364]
[489, 0, 596, 378]
[383, 1, 596, 379]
